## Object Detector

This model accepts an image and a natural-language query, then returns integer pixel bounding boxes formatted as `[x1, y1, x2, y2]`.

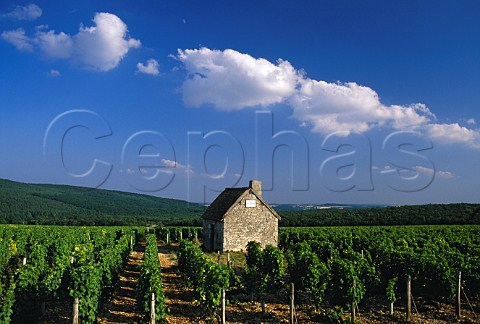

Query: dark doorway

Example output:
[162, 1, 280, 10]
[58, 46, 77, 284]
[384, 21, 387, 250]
[208, 223, 215, 251]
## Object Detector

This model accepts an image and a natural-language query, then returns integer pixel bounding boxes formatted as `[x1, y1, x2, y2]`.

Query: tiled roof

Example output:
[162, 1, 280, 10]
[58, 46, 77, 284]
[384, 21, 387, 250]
[202, 187, 280, 221]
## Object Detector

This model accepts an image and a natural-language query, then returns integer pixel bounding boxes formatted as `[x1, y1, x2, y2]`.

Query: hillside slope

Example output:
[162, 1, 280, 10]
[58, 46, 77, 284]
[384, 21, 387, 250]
[1, 179, 479, 227]
[0, 179, 204, 225]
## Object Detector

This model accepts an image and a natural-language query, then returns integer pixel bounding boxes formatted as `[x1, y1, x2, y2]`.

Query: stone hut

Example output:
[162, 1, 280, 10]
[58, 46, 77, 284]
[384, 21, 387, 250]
[202, 180, 280, 252]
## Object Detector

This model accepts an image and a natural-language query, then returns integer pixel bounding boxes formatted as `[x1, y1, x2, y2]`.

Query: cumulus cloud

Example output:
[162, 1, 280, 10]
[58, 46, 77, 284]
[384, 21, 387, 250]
[35, 29, 73, 59]
[177, 47, 480, 148]
[74, 13, 140, 71]
[161, 159, 194, 175]
[136, 58, 160, 75]
[290, 79, 435, 134]
[1, 4, 42, 21]
[467, 118, 476, 125]
[1, 28, 33, 51]
[177, 48, 299, 110]
[426, 123, 480, 148]
[1, 12, 140, 71]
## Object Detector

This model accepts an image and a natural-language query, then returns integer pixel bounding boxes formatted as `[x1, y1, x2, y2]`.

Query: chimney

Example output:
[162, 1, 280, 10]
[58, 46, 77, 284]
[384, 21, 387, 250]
[249, 180, 262, 197]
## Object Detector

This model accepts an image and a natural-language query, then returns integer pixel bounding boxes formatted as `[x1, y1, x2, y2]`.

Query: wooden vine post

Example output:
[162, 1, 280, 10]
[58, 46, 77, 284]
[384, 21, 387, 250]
[351, 280, 356, 322]
[221, 289, 226, 324]
[150, 292, 155, 324]
[72, 297, 79, 324]
[406, 275, 411, 322]
[456, 271, 461, 318]
[289, 282, 294, 324]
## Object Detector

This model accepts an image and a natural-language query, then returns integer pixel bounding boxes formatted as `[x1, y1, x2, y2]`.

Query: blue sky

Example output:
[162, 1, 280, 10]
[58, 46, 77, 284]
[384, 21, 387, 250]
[1, 1, 479, 205]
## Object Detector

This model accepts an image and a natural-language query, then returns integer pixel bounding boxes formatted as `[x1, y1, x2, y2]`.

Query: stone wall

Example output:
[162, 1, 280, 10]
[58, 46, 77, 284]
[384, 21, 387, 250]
[222, 192, 278, 251]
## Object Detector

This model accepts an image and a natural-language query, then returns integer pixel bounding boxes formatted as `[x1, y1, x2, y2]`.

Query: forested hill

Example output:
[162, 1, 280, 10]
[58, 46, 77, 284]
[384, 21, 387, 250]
[279, 203, 480, 226]
[0, 179, 204, 225]
[1, 179, 479, 226]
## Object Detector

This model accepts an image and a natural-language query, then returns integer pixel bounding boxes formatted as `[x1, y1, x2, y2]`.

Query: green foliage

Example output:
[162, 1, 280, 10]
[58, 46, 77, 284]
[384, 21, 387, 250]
[246, 241, 263, 270]
[0, 178, 203, 226]
[0, 225, 144, 323]
[262, 245, 285, 291]
[0, 277, 16, 323]
[17, 243, 48, 291]
[280, 225, 480, 302]
[324, 305, 345, 323]
[386, 277, 397, 303]
[326, 256, 366, 308]
[287, 242, 328, 306]
[177, 240, 230, 315]
[201, 263, 230, 313]
[245, 241, 264, 296]
[245, 242, 285, 296]
[279, 203, 480, 227]
[138, 234, 166, 321]
[177, 240, 208, 289]
[69, 265, 102, 323]
[68, 228, 134, 323]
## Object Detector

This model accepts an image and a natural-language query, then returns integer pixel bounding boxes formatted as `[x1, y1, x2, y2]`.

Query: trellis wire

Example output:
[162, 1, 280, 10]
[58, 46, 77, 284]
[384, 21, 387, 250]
[411, 293, 419, 314]
[462, 285, 477, 319]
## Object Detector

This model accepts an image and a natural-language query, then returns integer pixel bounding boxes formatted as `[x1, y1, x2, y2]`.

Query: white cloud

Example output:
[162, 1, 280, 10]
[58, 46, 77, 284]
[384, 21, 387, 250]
[177, 47, 480, 148]
[1, 12, 140, 71]
[1, 4, 42, 21]
[436, 170, 455, 179]
[177, 48, 299, 110]
[412, 166, 455, 179]
[426, 123, 480, 148]
[48, 69, 60, 77]
[1, 28, 33, 51]
[161, 159, 177, 168]
[467, 118, 476, 125]
[35, 29, 73, 59]
[74, 13, 140, 71]
[290, 79, 434, 134]
[377, 165, 455, 179]
[161, 159, 194, 175]
[136, 58, 160, 75]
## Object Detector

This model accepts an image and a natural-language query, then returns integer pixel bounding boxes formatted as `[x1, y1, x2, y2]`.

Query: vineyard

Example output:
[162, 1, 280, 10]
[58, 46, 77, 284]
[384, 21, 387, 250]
[1, 224, 479, 323]
[165, 225, 480, 323]
[0, 225, 166, 323]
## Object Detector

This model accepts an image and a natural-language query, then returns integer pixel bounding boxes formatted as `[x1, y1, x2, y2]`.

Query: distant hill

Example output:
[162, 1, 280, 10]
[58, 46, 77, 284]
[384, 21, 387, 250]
[1, 179, 479, 227]
[0, 179, 204, 226]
